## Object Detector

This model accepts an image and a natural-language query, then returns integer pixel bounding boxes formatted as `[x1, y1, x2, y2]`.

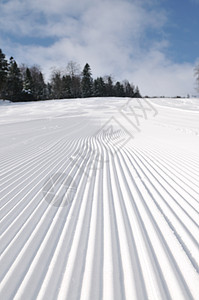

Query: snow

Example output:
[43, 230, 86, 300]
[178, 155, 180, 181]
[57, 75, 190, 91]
[0, 97, 199, 299]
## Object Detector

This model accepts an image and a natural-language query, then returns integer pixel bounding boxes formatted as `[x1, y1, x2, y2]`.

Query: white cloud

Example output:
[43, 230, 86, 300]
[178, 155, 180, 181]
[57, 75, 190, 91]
[0, 0, 198, 96]
[131, 52, 196, 97]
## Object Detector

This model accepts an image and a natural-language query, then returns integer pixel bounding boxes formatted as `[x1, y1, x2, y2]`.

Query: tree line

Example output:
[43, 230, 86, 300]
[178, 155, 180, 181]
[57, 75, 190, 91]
[0, 48, 141, 102]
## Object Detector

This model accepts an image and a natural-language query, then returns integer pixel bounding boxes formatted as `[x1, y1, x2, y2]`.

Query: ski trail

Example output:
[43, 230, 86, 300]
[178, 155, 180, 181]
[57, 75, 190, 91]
[0, 97, 199, 300]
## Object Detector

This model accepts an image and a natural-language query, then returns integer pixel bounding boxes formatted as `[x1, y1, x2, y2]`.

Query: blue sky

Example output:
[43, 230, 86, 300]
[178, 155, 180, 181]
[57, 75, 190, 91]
[0, 0, 199, 96]
[160, 0, 199, 63]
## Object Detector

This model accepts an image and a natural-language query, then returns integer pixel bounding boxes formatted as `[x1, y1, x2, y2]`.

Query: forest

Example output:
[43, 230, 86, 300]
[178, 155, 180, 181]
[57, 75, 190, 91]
[0, 48, 141, 102]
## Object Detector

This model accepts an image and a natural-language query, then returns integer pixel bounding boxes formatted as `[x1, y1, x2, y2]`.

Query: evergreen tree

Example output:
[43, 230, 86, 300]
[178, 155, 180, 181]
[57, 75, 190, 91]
[6, 57, 23, 101]
[0, 49, 8, 98]
[105, 76, 114, 96]
[123, 80, 135, 97]
[62, 75, 72, 98]
[71, 75, 81, 98]
[81, 63, 93, 97]
[134, 86, 141, 98]
[20, 64, 46, 100]
[37, 71, 47, 99]
[30, 66, 46, 100]
[114, 81, 125, 97]
[93, 77, 106, 97]
[23, 68, 33, 99]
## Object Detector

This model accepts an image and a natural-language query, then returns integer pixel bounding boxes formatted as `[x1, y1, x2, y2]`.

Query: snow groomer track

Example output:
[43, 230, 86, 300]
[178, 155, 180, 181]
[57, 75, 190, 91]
[0, 97, 199, 300]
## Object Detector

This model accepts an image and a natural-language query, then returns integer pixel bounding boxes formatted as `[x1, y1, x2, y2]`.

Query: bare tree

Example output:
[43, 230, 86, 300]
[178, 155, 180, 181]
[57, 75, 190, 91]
[66, 61, 81, 77]
[66, 61, 81, 98]
[194, 64, 199, 92]
[50, 69, 64, 99]
[19, 63, 27, 82]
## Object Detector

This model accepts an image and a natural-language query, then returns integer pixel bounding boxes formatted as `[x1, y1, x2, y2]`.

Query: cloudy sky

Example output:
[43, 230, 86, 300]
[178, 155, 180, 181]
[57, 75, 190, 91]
[0, 0, 199, 96]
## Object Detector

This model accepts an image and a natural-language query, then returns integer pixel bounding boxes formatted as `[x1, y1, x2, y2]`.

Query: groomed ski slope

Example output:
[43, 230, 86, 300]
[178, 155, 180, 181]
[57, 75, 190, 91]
[0, 97, 199, 300]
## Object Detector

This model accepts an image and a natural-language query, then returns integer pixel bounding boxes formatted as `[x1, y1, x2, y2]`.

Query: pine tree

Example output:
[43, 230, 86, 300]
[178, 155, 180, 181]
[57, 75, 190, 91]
[71, 75, 81, 98]
[93, 77, 106, 97]
[114, 81, 125, 97]
[105, 76, 114, 96]
[0, 49, 8, 98]
[6, 57, 23, 101]
[30, 66, 46, 100]
[123, 80, 135, 97]
[23, 68, 33, 94]
[81, 63, 93, 98]
[37, 71, 46, 99]
[134, 86, 141, 98]
[62, 75, 72, 98]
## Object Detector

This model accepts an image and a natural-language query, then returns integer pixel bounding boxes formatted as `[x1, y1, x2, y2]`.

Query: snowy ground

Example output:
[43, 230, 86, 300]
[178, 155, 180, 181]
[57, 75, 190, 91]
[0, 97, 199, 300]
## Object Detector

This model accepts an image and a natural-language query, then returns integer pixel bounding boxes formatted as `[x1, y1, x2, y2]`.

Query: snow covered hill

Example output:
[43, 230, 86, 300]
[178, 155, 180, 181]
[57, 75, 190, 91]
[0, 97, 199, 300]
